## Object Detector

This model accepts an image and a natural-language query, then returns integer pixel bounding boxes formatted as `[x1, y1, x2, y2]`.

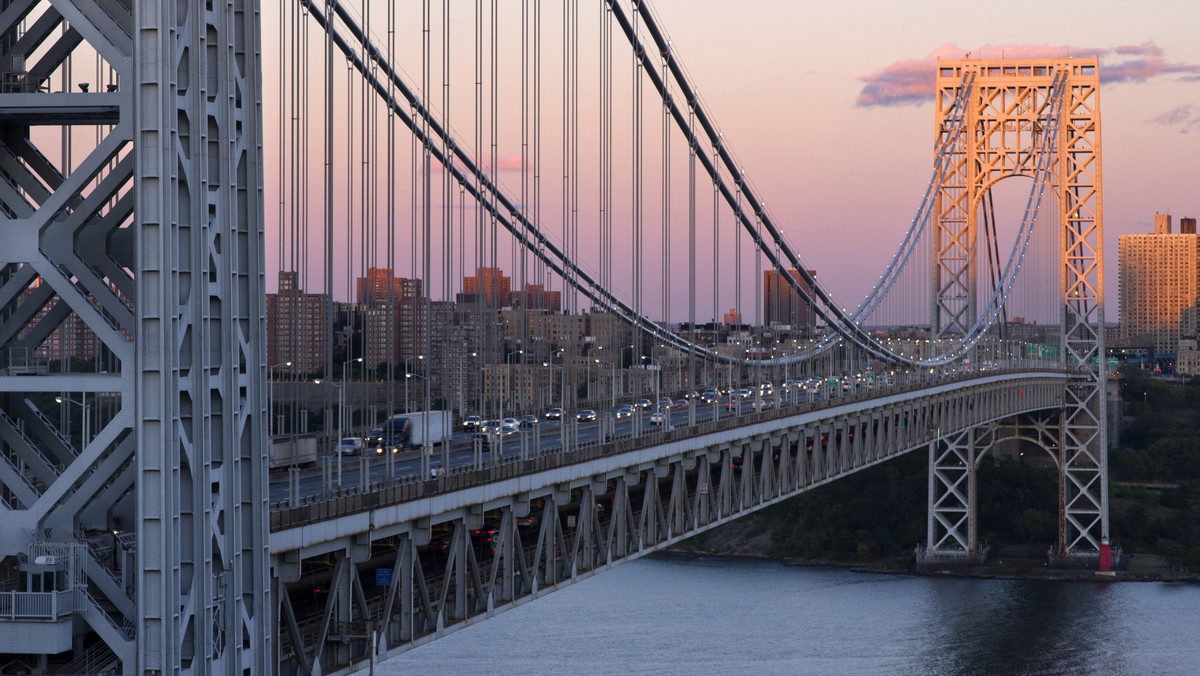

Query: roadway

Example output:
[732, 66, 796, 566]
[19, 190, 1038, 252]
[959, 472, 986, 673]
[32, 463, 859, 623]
[267, 379, 898, 505]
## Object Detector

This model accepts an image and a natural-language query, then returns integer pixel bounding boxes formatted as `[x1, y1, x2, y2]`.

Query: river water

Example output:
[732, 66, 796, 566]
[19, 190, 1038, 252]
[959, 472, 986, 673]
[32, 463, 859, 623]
[378, 555, 1200, 675]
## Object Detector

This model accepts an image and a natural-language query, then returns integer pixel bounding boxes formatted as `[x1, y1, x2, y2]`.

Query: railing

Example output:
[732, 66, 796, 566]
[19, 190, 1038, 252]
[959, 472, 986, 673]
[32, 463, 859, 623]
[24, 397, 80, 459]
[0, 408, 64, 477]
[58, 639, 120, 676]
[80, 586, 133, 640]
[271, 367, 1077, 530]
[0, 589, 75, 620]
[0, 447, 42, 500]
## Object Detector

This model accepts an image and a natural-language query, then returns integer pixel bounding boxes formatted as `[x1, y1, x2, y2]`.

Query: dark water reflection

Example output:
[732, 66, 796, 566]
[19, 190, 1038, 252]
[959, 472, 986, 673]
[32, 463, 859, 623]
[381, 556, 1200, 675]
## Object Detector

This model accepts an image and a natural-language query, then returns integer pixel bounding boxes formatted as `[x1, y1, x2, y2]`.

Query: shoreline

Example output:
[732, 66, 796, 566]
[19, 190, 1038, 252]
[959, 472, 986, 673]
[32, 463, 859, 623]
[663, 546, 1200, 583]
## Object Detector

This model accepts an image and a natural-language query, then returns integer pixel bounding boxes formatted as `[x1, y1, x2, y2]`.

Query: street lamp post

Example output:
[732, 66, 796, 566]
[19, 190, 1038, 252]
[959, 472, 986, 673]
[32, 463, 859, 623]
[642, 355, 661, 430]
[589, 358, 599, 406]
[505, 350, 523, 415]
[268, 361, 292, 436]
[542, 362, 564, 411]
[55, 395, 90, 448]
[405, 372, 428, 417]
[313, 379, 344, 488]
[342, 357, 361, 436]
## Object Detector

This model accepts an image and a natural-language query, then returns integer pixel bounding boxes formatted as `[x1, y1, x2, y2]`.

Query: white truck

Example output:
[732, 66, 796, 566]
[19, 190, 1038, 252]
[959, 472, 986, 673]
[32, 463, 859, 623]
[380, 410, 453, 449]
[269, 434, 318, 469]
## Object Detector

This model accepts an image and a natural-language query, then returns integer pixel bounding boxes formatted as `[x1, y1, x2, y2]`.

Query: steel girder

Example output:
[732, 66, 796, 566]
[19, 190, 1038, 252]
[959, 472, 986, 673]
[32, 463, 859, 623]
[0, 0, 138, 671]
[270, 374, 1070, 674]
[0, 2, 268, 671]
[133, 0, 270, 673]
[922, 410, 1064, 562]
[932, 59, 1107, 562]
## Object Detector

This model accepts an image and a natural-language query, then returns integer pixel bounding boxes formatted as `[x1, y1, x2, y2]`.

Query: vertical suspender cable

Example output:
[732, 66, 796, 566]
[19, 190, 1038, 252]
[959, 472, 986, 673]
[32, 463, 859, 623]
[661, 40, 670, 349]
[443, 0, 453, 357]
[520, 0, 529, 356]
[712, 133, 720, 385]
[533, 0, 542, 314]
[632, 2, 642, 361]
[360, 0, 370, 390]
[490, 0, 499, 371]
[688, 101, 696, 392]
[473, 0, 484, 384]
[423, 0, 433, 413]
[347, 57, 355, 358]
[324, 0, 335, 395]
[386, 0, 396, 414]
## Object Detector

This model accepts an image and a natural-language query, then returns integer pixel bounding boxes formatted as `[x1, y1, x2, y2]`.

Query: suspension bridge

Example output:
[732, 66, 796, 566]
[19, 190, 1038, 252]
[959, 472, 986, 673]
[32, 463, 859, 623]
[0, 1, 1107, 674]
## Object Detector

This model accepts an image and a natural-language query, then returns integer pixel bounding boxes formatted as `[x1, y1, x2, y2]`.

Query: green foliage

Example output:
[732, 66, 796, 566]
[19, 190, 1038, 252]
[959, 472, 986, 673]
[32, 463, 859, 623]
[1108, 366, 1200, 570]
[762, 451, 926, 564]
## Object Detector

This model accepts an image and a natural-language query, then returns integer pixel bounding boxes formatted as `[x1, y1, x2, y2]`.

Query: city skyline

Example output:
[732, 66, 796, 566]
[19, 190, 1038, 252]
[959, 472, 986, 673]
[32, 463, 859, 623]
[263, 1, 1199, 320]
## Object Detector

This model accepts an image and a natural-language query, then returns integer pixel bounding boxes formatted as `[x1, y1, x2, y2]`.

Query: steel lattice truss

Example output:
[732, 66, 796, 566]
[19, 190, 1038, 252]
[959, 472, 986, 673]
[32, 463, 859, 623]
[0, 1, 269, 673]
[930, 58, 1107, 560]
[272, 374, 1068, 674]
[926, 411, 1064, 559]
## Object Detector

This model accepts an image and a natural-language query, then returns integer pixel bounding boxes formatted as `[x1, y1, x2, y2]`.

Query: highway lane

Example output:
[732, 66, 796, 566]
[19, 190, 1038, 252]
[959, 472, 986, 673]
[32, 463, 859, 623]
[267, 384, 862, 505]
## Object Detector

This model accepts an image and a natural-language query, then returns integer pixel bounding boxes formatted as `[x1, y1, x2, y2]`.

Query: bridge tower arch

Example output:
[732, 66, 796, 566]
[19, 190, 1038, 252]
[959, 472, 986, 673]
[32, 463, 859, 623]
[927, 58, 1109, 568]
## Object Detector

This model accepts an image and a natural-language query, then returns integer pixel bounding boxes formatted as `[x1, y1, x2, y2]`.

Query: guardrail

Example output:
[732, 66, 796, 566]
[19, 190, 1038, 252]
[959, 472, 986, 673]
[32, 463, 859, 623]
[0, 589, 75, 620]
[270, 367, 1078, 531]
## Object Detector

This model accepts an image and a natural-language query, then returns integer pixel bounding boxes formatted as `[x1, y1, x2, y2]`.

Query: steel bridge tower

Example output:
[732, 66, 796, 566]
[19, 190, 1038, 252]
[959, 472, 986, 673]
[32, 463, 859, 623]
[0, 1, 269, 673]
[926, 58, 1109, 568]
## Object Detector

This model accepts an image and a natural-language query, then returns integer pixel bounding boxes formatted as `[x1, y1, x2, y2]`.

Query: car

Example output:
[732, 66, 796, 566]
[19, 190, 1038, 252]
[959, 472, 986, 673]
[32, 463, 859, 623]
[576, 409, 597, 422]
[649, 410, 665, 425]
[615, 405, 633, 419]
[502, 418, 519, 435]
[545, 407, 564, 420]
[636, 399, 652, 410]
[674, 399, 688, 409]
[684, 391, 700, 399]
[481, 419, 504, 433]
[462, 415, 481, 430]
[365, 428, 384, 447]
[335, 437, 363, 456]
[470, 432, 494, 452]
[753, 398, 776, 410]
[658, 397, 673, 408]
[519, 414, 538, 427]
[374, 443, 401, 455]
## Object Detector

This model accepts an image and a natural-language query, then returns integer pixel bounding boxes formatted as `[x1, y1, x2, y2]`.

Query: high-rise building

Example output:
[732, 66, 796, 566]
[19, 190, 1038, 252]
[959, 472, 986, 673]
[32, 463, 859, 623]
[396, 298, 455, 365]
[363, 305, 396, 370]
[1177, 306, 1200, 375]
[356, 267, 421, 307]
[763, 268, 817, 327]
[1118, 214, 1200, 355]
[510, 283, 561, 312]
[464, 267, 512, 307]
[267, 271, 331, 374]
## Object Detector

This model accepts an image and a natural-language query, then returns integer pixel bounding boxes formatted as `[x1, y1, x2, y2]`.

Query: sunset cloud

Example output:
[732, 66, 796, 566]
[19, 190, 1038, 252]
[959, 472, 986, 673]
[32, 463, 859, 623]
[856, 41, 1200, 107]
[1148, 104, 1200, 134]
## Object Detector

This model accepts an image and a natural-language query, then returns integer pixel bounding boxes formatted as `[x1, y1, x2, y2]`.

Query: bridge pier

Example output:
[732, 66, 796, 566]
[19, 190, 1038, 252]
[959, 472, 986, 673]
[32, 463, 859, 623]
[920, 429, 987, 566]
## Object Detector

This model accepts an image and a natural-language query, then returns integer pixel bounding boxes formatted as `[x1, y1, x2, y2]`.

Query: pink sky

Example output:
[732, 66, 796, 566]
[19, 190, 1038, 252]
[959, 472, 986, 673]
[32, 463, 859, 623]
[263, 0, 1200, 323]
